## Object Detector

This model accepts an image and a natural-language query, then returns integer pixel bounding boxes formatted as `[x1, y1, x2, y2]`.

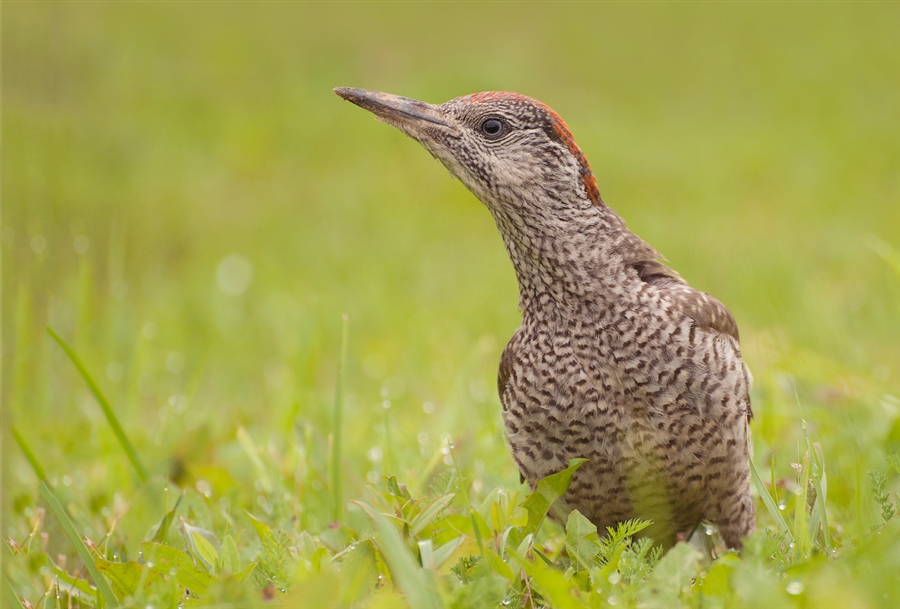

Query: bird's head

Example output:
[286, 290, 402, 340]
[334, 88, 602, 216]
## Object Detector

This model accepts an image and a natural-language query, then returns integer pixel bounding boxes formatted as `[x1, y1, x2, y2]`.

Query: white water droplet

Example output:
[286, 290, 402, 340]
[73, 235, 90, 254]
[30, 235, 46, 254]
[216, 254, 253, 295]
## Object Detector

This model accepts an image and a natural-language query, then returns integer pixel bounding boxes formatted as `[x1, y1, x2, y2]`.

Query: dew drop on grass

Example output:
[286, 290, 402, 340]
[468, 380, 488, 402]
[142, 322, 158, 340]
[382, 377, 407, 399]
[367, 447, 383, 462]
[195, 480, 212, 498]
[168, 394, 187, 414]
[786, 581, 804, 595]
[30, 235, 46, 255]
[422, 401, 435, 414]
[74, 472, 88, 489]
[216, 254, 253, 295]
[166, 352, 185, 374]
[110, 279, 127, 300]
[382, 400, 391, 410]
[608, 572, 621, 584]
[608, 596, 620, 606]
[107, 362, 123, 383]
[73, 235, 89, 254]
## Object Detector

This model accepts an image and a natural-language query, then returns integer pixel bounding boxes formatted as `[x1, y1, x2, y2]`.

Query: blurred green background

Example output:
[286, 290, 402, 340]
[3, 1, 899, 601]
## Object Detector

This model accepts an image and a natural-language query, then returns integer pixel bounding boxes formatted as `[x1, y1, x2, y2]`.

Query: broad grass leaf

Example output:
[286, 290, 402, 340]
[191, 531, 220, 573]
[565, 510, 599, 571]
[429, 537, 465, 570]
[245, 511, 273, 542]
[233, 562, 257, 582]
[221, 535, 240, 574]
[522, 558, 589, 609]
[638, 542, 703, 608]
[386, 475, 412, 501]
[51, 562, 101, 607]
[698, 554, 740, 600]
[521, 458, 587, 538]
[410, 493, 456, 537]
[150, 492, 184, 543]
[366, 505, 443, 609]
[485, 548, 515, 583]
[447, 571, 507, 609]
[95, 559, 167, 601]
[141, 541, 212, 595]
[338, 540, 378, 606]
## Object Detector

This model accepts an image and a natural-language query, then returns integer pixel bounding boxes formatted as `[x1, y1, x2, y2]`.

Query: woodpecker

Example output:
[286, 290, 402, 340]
[335, 87, 755, 549]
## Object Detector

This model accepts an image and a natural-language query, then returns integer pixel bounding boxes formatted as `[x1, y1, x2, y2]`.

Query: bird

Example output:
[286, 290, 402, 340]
[334, 87, 755, 549]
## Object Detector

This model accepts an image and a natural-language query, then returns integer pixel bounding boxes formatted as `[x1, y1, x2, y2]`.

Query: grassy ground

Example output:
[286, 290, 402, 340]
[3, 3, 899, 608]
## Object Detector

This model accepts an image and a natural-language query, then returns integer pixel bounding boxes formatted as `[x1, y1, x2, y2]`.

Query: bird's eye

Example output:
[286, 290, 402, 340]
[480, 118, 505, 138]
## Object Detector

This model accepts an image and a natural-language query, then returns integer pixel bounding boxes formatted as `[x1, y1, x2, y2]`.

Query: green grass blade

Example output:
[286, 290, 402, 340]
[39, 481, 117, 607]
[3, 575, 27, 609]
[749, 458, 793, 542]
[362, 503, 444, 609]
[792, 453, 811, 560]
[46, 327, 148, 483]
[329, 314, 349, 523]
[11, 426, 48, 482]
[803, 421, 833, 551]
[237, 426, 273, 493]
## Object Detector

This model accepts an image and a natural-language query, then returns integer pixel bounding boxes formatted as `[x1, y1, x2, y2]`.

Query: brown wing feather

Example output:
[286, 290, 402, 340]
[497, 330, 520, 402]
[621, 233, 740, 342]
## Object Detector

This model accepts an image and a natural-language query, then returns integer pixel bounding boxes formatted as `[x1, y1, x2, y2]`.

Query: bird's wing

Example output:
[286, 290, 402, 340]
[667, 286, 741, 342]
[620, 234, 740, 342]
[497, 328, 522, 403]
[635, 263, 751, 422]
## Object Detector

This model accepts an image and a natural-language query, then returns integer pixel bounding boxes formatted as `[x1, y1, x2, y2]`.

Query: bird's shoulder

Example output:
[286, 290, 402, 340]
[620, 233, 740, 342]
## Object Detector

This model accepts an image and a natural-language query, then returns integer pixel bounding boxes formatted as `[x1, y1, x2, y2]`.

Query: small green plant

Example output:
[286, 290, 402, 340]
[869, 455, 900, 528]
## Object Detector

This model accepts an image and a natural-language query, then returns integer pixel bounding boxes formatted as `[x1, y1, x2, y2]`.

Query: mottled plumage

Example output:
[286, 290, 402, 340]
[336, 87, 755, 548]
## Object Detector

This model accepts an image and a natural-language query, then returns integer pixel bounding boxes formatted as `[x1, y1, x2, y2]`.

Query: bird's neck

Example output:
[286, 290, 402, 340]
[488, 197, 637, 314]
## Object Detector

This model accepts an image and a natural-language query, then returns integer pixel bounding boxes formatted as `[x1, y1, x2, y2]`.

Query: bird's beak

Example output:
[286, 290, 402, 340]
[334, 87, 449, 128]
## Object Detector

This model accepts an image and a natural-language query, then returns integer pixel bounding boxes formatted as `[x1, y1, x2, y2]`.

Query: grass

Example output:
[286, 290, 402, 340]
[3, 2, 899, 608]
